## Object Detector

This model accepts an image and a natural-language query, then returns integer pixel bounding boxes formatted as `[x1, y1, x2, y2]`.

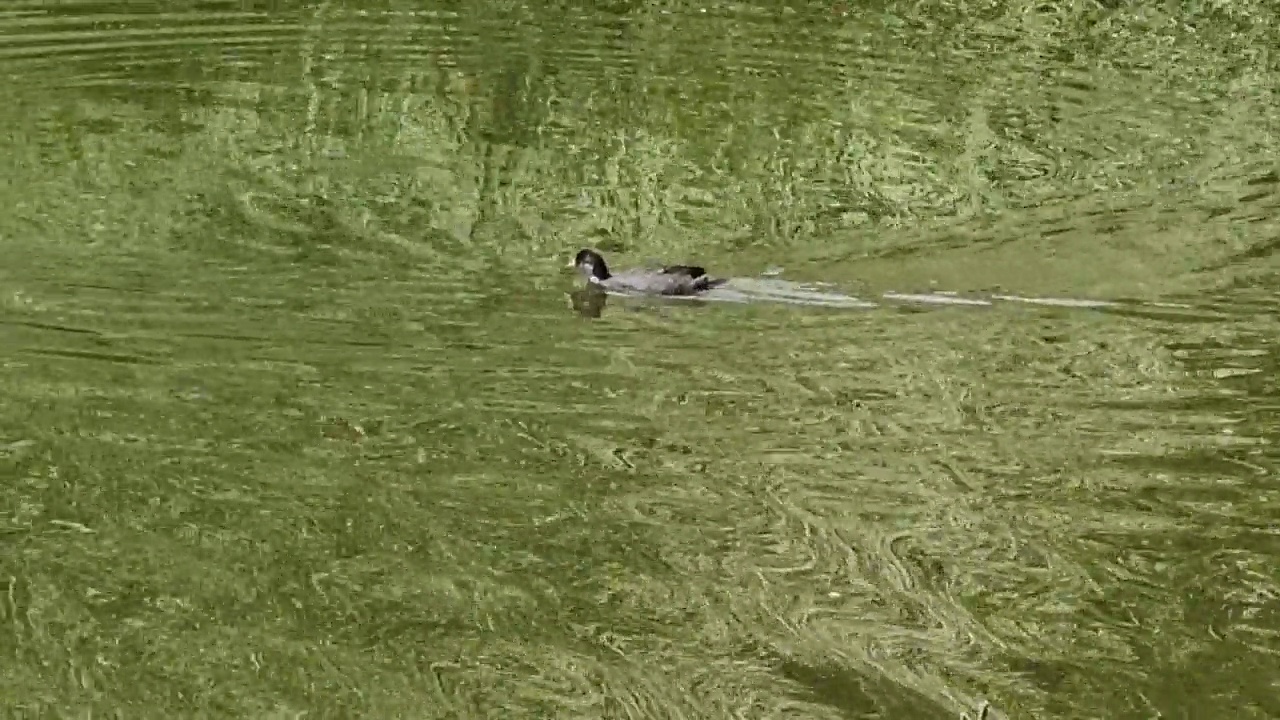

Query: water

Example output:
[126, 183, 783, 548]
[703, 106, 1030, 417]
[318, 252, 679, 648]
[2, 1, 1279, 718]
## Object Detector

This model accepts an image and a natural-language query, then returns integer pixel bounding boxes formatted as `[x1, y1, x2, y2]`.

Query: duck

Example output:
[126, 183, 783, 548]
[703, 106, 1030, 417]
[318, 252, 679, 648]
[573, 248, 726, 296]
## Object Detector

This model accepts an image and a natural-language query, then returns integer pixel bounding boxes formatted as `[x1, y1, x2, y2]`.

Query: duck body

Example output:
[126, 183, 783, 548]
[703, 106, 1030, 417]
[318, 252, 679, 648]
[573, 248, 726, 296]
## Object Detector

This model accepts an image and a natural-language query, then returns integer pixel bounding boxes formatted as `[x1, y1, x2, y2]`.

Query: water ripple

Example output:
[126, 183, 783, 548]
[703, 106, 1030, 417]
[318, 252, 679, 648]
[2, 3, 1279, 719]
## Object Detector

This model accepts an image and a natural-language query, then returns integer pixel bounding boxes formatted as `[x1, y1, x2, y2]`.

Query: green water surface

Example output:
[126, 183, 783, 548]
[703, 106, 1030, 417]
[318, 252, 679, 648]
[2, 1, 1279, 718]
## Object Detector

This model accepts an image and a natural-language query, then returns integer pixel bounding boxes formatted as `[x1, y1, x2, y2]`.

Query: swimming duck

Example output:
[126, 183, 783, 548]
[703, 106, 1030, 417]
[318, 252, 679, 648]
[573, 248, 726, 296]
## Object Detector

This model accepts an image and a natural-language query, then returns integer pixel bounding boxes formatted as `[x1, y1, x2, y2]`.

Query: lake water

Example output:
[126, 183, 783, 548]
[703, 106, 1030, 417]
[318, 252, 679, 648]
[1, 2, 1278, 718]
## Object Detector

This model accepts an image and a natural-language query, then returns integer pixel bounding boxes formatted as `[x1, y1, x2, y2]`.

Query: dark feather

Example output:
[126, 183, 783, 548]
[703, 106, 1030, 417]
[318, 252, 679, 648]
[660, 265, 707, 279]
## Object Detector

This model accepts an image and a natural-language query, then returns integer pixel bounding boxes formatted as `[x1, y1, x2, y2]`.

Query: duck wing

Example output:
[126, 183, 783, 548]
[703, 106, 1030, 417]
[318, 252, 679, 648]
[660, 264, 708, 279]
[694, 275, 728, 291]
[661, 265, 728, 293]
[604, 266, 725, 295]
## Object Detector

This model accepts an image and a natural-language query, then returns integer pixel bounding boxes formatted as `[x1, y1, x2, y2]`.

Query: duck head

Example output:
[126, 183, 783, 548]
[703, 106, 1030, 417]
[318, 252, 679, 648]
[573, 248, 611, 283]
